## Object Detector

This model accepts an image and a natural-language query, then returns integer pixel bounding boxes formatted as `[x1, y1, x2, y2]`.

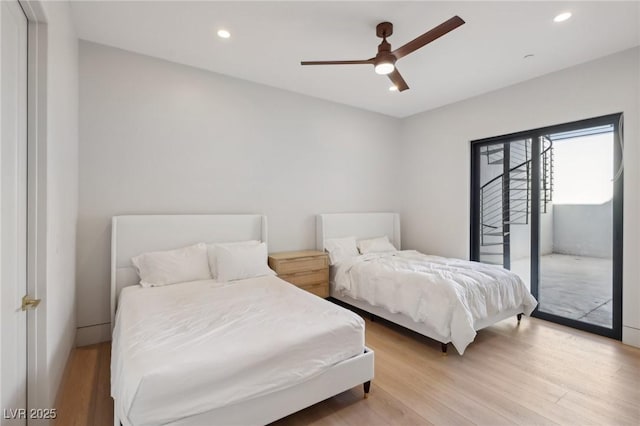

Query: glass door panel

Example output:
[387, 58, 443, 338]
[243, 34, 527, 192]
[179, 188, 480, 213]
[537, 128, 614, 329]
[476, 139, 532, 289]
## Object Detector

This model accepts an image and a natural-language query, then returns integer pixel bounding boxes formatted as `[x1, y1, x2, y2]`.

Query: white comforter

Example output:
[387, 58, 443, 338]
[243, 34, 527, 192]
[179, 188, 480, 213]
[111, 276, 364, 426]
[333, 251, 537, 354]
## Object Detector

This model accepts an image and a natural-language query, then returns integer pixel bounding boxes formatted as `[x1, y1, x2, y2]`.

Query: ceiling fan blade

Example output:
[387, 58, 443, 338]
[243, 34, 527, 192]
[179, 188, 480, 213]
[301, 59, 374, 66]
[392, 16, 465, 59]
[388, 68, 409, 92]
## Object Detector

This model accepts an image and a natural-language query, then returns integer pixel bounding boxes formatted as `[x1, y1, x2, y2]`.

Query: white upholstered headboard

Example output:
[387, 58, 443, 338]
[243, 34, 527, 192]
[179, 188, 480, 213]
[316, 213, 401, 251]
[110, 214, 267, 328]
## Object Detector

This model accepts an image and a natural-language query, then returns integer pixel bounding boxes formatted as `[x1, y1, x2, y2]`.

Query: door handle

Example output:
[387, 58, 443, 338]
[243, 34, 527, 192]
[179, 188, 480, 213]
[21, 295, 41, 311]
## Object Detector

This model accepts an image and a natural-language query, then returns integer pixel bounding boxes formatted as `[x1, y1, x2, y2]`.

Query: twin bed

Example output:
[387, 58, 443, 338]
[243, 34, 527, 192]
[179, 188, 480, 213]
[317, 213, 537, 355]
[110, 213, 536, 425]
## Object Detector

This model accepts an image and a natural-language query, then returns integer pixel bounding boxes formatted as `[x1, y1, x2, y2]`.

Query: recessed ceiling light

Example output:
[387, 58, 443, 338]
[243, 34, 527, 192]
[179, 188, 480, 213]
[389, 85, 398, 92]
[217, 29, 231, 39]
[553, 12, 572, 23]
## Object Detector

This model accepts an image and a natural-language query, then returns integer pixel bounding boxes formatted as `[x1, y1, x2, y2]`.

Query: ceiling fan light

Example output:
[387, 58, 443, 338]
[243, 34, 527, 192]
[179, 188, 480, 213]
[375, 62, 395, 75]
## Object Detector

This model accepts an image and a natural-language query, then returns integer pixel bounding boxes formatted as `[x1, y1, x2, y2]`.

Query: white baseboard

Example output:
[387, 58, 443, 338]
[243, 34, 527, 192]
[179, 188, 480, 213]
[75, 323, 111, 347]
[622, 326, 640, 348]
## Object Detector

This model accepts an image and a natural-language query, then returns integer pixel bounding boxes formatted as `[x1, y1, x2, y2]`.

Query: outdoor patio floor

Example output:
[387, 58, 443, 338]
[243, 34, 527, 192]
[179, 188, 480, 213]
[511, 253, 612, 328]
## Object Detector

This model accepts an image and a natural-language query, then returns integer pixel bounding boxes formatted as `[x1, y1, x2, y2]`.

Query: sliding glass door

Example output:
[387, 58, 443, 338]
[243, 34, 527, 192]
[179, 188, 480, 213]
[470, 114, 623, 339]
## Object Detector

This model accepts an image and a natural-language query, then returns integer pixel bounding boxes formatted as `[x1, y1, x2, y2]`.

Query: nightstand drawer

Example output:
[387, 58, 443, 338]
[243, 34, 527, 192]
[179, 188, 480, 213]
[268, 251, 329, 298]
[279, 269, 329, 286]
[270, 256, 328, 275]
[298, 281, 329, 298]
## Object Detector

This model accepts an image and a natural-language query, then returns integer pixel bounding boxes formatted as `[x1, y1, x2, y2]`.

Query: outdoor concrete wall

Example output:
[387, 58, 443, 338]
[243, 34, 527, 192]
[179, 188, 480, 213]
[553, 201, 613, 258]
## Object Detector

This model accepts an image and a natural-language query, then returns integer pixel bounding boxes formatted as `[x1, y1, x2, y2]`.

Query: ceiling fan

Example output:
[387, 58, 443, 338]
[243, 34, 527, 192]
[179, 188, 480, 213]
[301, 16, 465, 92]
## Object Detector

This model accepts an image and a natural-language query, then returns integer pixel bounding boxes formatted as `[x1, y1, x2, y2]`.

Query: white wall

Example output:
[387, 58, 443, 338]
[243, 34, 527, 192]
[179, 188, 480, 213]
[399, 47, 640, 347]
[76, 41, 400, 342]
[28, 0, 79, 411]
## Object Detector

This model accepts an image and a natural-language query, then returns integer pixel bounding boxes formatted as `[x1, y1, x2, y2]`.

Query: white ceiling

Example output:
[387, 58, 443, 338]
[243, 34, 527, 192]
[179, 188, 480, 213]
[70, 1, 640, 118]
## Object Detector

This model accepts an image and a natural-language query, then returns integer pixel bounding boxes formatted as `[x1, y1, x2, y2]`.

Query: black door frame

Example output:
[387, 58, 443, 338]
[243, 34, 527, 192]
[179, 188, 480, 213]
[470, 113, 623, 340]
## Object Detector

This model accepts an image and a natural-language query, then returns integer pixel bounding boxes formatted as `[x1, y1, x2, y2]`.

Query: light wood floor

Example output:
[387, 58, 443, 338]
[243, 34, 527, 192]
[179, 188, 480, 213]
[55, 317, 640, 425]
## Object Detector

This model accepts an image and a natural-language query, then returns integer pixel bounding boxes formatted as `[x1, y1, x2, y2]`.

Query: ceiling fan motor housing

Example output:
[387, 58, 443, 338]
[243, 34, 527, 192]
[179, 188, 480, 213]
[375, 23, 396, 72]
[376, 22, 393, 38]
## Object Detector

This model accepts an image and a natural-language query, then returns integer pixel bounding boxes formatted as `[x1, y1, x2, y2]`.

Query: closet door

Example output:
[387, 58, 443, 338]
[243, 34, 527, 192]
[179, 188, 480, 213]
[1, 0, 29, 421]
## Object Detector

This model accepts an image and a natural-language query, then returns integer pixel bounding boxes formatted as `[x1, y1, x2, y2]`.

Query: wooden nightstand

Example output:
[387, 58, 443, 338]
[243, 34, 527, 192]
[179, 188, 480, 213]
[268, 250, 329, 298]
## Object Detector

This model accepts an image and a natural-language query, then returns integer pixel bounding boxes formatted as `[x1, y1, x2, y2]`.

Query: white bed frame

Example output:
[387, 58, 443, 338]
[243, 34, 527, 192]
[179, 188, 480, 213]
[111, 214, 374, 426]
[316, 212, 524, 353]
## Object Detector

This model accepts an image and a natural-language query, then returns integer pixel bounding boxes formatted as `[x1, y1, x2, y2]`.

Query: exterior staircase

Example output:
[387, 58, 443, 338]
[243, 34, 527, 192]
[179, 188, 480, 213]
[479, 138, 554, 266]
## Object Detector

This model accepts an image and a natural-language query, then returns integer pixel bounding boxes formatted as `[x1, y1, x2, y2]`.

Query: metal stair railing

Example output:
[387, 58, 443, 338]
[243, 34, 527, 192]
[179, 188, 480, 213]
[479, 138, 553, 256]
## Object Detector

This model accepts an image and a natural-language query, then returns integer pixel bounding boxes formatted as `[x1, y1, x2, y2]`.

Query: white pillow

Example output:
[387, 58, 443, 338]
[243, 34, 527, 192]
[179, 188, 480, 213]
[131, 243, 212, 287]
[216, 242, 276, 282]
[357, 236, 397, 254]
[207, 240, 260, 279]
[324, 236, 359, 265]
